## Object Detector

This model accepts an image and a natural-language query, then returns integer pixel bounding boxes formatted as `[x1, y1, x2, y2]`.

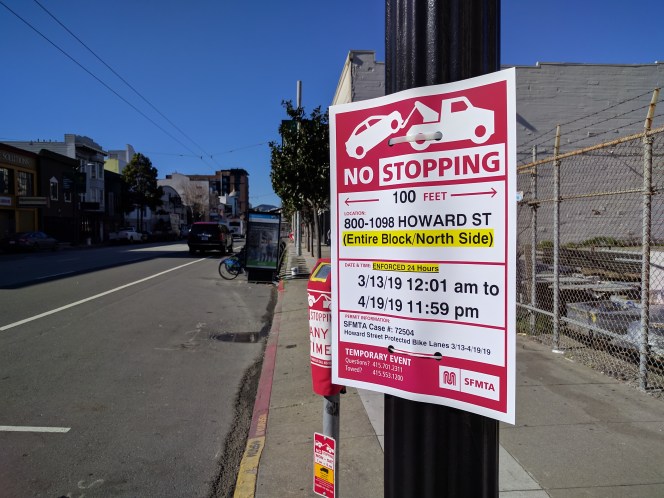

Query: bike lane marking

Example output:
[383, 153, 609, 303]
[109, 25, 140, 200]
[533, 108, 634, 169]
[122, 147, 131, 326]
[0, 258, 205, 332]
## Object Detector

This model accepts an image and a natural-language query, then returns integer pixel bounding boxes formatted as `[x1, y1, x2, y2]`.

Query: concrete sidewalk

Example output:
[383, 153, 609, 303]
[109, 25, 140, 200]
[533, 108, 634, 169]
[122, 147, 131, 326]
[238, 243, 664, 497]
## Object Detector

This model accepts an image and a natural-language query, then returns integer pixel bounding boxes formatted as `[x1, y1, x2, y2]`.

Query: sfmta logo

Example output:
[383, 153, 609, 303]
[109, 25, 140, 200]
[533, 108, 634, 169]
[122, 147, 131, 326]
[440, 368, 460, 390]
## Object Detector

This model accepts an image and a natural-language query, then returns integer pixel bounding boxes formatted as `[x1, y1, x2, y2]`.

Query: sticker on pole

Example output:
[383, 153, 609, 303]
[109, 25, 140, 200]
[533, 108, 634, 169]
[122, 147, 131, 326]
[329, 68, 517, 424]
[313, 432, 336, 497]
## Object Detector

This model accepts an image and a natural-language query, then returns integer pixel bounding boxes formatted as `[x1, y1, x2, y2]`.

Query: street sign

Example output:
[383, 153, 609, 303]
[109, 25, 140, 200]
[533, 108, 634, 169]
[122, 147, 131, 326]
[17, 196, 48, 207]
[330, 68, 516, 423]
[245, 211, 281, 270]
[313, 432, 336, 498]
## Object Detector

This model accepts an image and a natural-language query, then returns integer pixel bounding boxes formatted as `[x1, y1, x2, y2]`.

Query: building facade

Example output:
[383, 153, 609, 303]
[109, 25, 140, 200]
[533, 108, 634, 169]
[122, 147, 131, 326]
[0, 144, 39, 236]
[155, 185, 186, 237]
[104, 169, 125, 236]
[4, 134, 108, 242]
[332, 50, 386, 105]
[513, 61, 664, 159]
[159, 169, 250, 224]
[37, 149, 81, 243]
[186, 169, 250, 221]
[105, 144, 136, 174]
[159, 173, 210, 223]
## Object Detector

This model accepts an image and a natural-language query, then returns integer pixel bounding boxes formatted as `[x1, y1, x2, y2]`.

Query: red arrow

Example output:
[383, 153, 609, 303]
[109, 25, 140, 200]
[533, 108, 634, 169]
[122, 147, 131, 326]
[345, 197, 379, 206]
[450, 187, 497, 198]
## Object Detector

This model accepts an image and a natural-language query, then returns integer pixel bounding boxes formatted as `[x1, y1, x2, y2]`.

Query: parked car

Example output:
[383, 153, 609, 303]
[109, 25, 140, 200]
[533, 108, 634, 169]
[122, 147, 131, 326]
[622, 308, 664, 356]
[187, 222, 233, 255]
[108, 227, 143, 243]
[228, 220, 245, 238]
[0, 231, 59, 252]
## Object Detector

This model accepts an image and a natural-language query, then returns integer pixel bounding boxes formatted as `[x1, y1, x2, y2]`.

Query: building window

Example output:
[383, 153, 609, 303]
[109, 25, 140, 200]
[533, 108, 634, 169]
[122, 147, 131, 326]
[50, 177, 59, 201]
[0, 167, 12, 194]
[17, 171, 33, 196]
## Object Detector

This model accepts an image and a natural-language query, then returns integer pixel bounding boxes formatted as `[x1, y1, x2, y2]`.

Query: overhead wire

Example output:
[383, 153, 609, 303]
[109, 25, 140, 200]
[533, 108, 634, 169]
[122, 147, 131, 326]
[210, 142, 268, 156]
[31, 0, 219, 169]
[141, 142, 269, 165]
[0, 0, 218, 170]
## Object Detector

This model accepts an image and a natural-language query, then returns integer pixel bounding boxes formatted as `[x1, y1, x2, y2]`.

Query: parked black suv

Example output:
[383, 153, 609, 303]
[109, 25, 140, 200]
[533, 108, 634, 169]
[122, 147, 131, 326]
[187, 222, 233, 255]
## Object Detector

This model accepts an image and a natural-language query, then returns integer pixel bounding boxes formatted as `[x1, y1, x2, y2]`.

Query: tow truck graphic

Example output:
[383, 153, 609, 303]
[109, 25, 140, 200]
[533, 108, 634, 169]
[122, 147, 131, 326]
[344, 96, 495, 158]
[308, 292, 332, 310]
[314, 439, 335, 454]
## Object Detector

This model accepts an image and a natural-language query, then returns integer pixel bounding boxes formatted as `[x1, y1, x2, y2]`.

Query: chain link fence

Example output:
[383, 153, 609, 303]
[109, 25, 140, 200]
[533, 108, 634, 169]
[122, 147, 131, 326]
[516, 95, 664, 395]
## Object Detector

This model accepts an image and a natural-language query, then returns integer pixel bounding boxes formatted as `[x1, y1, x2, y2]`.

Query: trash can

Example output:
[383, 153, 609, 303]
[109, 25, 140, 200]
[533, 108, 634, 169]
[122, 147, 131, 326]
[307, 258, 343, 396]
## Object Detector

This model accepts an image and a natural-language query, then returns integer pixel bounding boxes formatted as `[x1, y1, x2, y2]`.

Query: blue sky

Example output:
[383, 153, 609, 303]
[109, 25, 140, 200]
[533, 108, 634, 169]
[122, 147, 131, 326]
[2, 0, 662, 208]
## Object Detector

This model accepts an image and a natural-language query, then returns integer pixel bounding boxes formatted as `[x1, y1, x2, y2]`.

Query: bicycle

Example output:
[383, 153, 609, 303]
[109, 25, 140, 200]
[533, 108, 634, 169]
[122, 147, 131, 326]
[218, 254, 244, 280]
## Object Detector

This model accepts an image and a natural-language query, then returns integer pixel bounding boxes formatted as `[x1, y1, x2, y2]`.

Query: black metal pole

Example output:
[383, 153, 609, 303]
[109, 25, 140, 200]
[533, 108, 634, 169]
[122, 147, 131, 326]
[384, 1, 500, 497]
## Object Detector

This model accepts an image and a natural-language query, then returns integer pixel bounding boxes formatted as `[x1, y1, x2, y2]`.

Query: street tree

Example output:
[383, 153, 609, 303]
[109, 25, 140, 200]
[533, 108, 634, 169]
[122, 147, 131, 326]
[269, 100, 329, 258]
[180, 182, 208, 222]
[122, 153, 163, 231]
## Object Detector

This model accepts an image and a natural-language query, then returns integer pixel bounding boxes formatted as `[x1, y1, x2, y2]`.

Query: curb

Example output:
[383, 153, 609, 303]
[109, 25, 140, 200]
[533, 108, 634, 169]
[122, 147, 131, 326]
[234, 279, 285, 497]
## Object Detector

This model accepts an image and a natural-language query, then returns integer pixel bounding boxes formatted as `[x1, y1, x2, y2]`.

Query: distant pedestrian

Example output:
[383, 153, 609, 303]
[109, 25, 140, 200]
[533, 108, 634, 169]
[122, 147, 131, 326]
[260, 238, 268, 261]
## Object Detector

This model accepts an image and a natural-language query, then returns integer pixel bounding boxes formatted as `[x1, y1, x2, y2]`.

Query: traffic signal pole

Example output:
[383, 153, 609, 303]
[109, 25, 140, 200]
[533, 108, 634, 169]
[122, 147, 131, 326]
[384, 1, 501, 497]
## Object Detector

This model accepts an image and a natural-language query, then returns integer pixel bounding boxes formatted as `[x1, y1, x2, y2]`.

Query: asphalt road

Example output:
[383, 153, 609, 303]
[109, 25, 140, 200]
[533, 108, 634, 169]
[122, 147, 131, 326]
[0, 241, 275, 497]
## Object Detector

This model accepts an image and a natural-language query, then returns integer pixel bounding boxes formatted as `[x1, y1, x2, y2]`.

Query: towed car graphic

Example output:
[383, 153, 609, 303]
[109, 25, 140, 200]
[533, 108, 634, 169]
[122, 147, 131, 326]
[345, 110, 404, 159]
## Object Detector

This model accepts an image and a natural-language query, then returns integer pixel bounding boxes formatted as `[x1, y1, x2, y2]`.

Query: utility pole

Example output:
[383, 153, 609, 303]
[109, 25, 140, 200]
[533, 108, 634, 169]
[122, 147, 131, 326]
[296, 80, 303, 257]
[384, 1, 501, 497]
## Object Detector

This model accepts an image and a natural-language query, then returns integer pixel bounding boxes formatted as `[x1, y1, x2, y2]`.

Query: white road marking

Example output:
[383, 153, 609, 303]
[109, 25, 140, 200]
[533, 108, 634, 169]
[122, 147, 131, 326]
[0, 259, 205, 332]
[128, 244, 188, 253]
[0, 426, 71, 433]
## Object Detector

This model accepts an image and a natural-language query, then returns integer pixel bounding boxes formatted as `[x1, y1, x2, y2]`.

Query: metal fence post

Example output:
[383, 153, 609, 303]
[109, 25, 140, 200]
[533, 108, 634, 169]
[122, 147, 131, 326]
[552, 126, 562, 352]
[530, 146, 538, 334]
[639, 88, 659, 390]
[640, 135, 653, 390]
[516, 100, 664, 392]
